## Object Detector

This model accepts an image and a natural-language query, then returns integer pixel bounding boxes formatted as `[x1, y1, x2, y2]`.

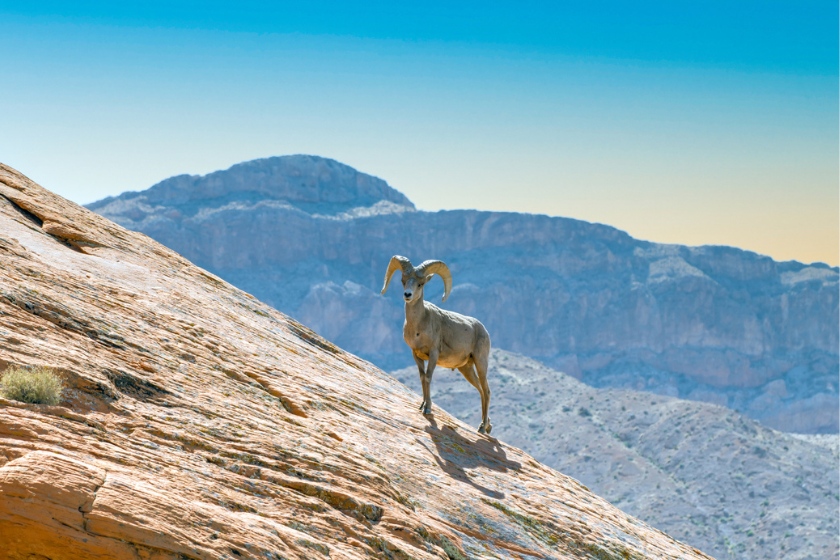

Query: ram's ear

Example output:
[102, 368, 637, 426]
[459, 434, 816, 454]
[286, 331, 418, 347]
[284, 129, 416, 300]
[424, 274, 434, 284]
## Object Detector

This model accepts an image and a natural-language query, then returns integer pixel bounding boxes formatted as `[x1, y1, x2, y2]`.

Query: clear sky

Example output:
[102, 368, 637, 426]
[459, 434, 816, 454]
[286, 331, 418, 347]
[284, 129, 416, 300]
[1, 1, 837, 265]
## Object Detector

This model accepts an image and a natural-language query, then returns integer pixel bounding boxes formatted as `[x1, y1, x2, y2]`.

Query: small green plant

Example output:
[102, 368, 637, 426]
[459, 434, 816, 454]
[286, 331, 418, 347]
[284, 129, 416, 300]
[0, 366, 64, 405]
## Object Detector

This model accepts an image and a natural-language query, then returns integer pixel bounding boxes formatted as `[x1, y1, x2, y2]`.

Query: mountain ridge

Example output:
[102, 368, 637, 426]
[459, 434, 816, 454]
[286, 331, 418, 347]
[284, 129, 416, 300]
[90, 156, 838, 270]
[87, 155, 416, 219]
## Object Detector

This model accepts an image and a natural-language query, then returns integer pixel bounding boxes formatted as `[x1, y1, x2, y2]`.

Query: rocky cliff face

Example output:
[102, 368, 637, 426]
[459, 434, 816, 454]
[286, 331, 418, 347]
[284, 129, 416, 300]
[394, 350, 839, 560]
[88, 156, 840, 434]
[0, 163, 712, 560]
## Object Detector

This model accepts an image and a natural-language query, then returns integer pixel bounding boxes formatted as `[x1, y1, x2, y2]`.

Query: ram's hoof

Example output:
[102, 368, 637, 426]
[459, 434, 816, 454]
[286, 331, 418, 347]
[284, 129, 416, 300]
[478, 422, 492, 435]
[422, 405, 432, 415]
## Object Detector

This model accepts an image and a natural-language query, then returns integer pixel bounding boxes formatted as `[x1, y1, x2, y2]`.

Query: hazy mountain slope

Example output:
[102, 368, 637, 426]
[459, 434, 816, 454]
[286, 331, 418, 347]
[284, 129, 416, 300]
[88, 155, 840, 434]
[0, 162, 714, 560]
[87, 154, 416, 218]
[393, 350, 839, 560]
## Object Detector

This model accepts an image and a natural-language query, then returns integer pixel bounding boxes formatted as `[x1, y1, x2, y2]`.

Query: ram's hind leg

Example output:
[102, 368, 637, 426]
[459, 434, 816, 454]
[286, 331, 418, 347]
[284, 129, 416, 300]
[474, 349, 492, 435]
[459, 361, 490, 434]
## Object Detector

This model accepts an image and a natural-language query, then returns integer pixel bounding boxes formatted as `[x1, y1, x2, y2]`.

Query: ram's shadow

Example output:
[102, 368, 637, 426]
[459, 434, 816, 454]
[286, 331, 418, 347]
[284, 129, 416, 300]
[420, 415, 519, 499]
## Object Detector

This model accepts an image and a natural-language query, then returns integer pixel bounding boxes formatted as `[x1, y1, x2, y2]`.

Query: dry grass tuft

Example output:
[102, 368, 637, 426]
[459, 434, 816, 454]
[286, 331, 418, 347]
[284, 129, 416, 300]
[0, 366, 64, 405]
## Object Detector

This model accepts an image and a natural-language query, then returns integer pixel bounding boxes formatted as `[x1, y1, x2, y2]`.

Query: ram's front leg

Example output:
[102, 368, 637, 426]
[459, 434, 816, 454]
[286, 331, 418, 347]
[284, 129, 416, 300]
[413, 352, 429, 412]
[421, 348, 439, 415]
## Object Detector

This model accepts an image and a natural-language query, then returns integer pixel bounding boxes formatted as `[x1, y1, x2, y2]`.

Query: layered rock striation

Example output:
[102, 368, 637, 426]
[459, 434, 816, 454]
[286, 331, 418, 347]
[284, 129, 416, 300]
[0, 163, 712, 559]
[88, 156, 840, 433]
[394, 350, 839, 560]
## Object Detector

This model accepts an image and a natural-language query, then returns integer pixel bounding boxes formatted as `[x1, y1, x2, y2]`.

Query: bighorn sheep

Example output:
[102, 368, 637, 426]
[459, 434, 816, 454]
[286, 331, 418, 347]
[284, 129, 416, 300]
[381, 256, 492, 434]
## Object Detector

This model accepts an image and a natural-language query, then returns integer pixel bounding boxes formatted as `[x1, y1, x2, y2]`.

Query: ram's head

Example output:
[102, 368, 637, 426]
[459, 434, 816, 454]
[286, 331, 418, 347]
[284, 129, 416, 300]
[381, 255, 452, 303]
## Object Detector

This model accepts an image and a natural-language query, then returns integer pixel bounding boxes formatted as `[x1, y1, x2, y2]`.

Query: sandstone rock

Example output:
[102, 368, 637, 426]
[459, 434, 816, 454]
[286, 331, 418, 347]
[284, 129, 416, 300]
[393, 349, 840, 560]
[87, 156, 840, 434]
[0, 162, 712, 559]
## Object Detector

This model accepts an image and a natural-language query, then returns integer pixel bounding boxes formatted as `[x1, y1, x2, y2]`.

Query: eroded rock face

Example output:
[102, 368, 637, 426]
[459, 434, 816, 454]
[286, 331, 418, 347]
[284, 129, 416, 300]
[87, 156, 840, 434]
[0, 163, 712, 559]
[393, 350, 840, 560]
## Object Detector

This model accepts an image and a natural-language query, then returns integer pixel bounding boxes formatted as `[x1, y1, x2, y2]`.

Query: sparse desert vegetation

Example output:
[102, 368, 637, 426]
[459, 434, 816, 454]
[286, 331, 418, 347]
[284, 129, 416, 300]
[0, 365, 64, 405]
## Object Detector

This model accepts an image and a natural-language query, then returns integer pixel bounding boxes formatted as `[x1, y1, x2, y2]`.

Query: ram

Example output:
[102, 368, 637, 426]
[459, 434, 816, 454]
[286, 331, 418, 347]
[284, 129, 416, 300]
[381, 255, 492, 434]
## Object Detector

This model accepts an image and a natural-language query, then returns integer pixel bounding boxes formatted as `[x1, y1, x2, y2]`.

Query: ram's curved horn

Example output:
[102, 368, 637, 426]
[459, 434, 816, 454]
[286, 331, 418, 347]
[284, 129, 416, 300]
[416, 260, 453, 303]
[381, 255, 414, 295]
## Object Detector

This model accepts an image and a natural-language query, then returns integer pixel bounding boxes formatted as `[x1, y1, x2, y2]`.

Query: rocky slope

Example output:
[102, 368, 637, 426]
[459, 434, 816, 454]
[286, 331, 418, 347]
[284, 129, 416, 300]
[0, 163, 713, 560]
[394, 350, 839, 560]
[87, 156, 840, 435]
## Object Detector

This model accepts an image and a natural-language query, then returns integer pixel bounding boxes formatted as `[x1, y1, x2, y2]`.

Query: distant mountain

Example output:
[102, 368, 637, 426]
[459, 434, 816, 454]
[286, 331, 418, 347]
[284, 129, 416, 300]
[88, 155, 840, 434]
[393, 349, 839, 560]
[87, 154, 416, 218]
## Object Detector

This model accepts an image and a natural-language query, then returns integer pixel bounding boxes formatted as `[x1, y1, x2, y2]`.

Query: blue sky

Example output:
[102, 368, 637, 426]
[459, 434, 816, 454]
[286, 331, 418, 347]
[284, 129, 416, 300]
[1, 1, 837, 264]
[4, 1, 835, 73]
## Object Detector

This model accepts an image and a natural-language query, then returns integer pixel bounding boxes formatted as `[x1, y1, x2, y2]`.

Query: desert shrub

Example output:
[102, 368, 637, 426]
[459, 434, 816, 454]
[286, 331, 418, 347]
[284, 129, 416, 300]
[0, 366, 64, 405]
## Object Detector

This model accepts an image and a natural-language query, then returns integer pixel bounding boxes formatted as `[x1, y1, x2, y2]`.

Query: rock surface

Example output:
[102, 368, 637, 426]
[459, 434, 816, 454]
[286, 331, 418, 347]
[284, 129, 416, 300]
[393, 350, 839, 560]
[0, 163, 713, 559]
[87, 156, 840, 434]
